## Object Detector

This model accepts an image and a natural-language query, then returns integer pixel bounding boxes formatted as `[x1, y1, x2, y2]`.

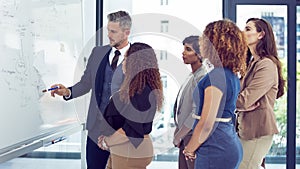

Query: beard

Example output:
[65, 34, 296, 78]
[111, 38, 126, 48]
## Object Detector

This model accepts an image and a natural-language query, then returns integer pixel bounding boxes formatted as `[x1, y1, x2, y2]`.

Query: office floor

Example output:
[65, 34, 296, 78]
[0, 158, 177, 169]
[0, 158, 299, 169]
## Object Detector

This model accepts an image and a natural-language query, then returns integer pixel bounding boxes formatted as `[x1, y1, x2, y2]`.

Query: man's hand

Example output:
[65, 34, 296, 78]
[50, 84, 70, 97]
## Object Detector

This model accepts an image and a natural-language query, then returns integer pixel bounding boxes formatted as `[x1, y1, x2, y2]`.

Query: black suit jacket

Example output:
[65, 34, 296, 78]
[65, 45, 113, 140]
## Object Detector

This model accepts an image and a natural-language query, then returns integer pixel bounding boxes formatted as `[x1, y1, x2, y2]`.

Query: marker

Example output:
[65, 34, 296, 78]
[43, 136, 67, 147]
[42, 86, 60, 93]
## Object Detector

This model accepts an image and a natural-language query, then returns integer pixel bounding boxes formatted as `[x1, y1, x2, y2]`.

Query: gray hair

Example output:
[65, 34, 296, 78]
[107, 11, 132, 30]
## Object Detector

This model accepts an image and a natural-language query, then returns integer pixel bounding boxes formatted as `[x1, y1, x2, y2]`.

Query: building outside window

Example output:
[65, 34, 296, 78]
[160, 20, 169, 33]
[161, 0, 168, 6]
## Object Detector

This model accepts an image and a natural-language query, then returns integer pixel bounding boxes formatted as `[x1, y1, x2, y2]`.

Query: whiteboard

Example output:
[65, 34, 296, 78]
[0, 0, 84, 154]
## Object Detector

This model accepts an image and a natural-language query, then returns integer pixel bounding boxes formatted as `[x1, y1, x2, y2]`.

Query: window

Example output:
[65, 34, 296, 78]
[160, 50, 167, 60]
[160, 20, 169, 33]
[237, 5, 289, 167]
[297, 23, 300, 32]
[102, 0, 222, 166]
[161, 75, 167, 88]
[160, 0, 168, 5]
[297, 36, 300, 44]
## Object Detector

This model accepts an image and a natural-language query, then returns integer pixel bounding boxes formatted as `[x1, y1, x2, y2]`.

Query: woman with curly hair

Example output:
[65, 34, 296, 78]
[236, 18, 285, 169]
[183, 19, 247, 169]
[97, 42, 163, 169]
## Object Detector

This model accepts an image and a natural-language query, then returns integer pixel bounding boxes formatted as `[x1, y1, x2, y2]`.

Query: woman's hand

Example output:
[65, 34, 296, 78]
[97, 135, 109, 151]
[183, 147, 197, 161]
[237, 102, 260, 112]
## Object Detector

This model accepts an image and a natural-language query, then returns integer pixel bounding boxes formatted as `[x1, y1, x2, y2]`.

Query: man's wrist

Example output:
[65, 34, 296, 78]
[64, 89, 71, 98]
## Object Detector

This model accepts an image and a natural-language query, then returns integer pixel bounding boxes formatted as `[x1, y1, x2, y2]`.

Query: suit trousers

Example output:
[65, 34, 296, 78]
[86, 136, 110, 169]
[179, 132, 194, 169]
[239, 135, 273, 169]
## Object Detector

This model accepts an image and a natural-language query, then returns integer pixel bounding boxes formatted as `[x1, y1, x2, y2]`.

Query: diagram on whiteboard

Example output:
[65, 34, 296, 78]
[0, 0, 83, 151]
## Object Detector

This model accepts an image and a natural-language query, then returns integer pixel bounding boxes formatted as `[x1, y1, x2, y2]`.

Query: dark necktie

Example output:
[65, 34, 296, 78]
[111, 50, 121, 70]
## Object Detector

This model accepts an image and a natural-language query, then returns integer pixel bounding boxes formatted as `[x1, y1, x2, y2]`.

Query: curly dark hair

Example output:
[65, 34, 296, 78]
[246, 18, 285, 98]
[119, 42, 164, 110]
[201, 19, 247, 76]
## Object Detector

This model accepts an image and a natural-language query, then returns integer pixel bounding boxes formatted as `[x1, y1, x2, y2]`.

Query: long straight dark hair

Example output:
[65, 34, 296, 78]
[246, 18, 285, 98]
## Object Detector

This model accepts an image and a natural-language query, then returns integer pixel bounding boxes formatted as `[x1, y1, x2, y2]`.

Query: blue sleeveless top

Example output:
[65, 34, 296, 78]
[193, 68, 240, 126]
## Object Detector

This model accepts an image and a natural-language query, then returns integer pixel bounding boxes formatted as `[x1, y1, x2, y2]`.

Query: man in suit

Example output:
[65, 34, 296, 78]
[50, 10, 131, 169]
[173, 36, 206, 169]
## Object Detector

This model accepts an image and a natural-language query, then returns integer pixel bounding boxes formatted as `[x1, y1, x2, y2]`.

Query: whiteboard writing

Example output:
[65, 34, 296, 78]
[0, 0, 83, 152]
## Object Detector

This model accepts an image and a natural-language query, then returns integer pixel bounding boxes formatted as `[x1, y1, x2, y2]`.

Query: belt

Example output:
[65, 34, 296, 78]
[192, 114, 232, 122]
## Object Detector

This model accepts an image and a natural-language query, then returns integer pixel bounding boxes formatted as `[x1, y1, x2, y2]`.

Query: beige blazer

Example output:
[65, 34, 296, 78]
[236, 57, 279, 140]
